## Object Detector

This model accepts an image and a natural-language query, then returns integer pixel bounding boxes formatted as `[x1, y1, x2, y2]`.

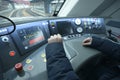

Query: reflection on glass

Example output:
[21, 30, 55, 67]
[0, 0, 65, 18]
[0, 16, 13, 26]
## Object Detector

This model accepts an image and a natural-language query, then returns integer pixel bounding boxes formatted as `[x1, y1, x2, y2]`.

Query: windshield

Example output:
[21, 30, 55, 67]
[0, 0, 65, 18]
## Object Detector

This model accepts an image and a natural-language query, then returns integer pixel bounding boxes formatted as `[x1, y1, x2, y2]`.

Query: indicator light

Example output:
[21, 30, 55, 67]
[9, 51, 15, 57]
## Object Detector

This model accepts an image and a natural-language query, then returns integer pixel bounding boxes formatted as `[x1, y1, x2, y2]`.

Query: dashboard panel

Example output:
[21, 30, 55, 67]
[49, 18, 106, 36]
[0, 17, 106, 80]
[11, 21, 48, 55]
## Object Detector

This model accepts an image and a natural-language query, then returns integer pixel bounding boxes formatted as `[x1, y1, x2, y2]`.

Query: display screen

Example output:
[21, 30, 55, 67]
[17, 26, 45, 49]
[56, 21, 73, 35]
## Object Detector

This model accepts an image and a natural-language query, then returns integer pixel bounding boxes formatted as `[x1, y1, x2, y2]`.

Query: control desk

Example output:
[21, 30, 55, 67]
[0, 18, 106, 80]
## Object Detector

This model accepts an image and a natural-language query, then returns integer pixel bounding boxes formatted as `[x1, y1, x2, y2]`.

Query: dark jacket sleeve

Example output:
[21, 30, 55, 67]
[89, 36, 120, 61]
[45, 42, 80, 80]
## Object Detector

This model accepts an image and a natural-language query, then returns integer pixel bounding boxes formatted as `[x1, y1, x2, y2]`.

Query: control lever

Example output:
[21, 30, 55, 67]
[108, 29, 112, 37]
[107, 29, 118, 42]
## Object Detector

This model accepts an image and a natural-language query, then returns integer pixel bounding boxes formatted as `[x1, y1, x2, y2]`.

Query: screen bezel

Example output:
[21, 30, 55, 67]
[11, 21, 48, 55]
[49, 19, 76, 36]
[56, 21, 74, 36]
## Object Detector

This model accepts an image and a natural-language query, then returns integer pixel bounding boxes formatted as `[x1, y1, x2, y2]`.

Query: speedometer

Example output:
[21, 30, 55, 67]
[75, 18, 82, 25]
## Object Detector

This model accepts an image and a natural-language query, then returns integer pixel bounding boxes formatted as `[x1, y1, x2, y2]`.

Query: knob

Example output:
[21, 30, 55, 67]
[77, 27, 83, 33]
[15, 63, 23, 72]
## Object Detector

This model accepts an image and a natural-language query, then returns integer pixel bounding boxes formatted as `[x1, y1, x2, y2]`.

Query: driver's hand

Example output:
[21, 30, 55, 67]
[82, 37, 92, 46]
[48, 34, 62, 44]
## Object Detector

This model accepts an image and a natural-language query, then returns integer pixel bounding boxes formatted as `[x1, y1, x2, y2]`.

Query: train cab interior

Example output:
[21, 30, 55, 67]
[0, 0, 120, 80]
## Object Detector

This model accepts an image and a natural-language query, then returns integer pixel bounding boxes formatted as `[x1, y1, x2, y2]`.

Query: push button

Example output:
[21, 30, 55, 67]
[15, 63, 23, 72]
[9, 51, 15, 57]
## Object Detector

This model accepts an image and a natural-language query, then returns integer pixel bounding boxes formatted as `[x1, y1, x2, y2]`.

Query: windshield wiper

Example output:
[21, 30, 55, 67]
[53, 0, 66, 16]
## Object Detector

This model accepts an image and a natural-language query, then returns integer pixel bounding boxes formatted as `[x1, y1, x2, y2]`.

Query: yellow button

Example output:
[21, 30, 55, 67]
[26, 59, 32, 64]
[41, 53, 46, 58]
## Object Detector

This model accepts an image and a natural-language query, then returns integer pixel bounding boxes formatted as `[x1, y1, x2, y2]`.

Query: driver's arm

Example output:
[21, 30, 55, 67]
[83, 36, 120, 61]
[45, 34, 80, 80]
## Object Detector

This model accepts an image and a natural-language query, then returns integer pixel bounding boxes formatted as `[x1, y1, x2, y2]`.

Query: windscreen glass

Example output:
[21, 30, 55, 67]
[0, 0, 66, 18]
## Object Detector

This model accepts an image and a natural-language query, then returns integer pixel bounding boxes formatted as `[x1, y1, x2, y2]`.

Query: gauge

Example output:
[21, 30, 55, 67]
[75, 18, 82, 25]
[77, 27, 83, 33]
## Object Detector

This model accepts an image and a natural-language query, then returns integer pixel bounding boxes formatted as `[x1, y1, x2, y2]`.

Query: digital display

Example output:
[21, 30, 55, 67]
[17, 26, 45, 49]
[56, 21, 73, 35]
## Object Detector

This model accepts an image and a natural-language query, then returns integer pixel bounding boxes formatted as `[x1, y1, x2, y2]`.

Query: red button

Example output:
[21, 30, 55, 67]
[27, 65, 34, 71]
[9, 51, 15, 57]
[15, 63, 23, 72]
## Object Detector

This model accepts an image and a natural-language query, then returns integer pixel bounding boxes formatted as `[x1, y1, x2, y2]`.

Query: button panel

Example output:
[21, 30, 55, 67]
[63, 34, 82, 40]
[49, 18, 106, 36]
